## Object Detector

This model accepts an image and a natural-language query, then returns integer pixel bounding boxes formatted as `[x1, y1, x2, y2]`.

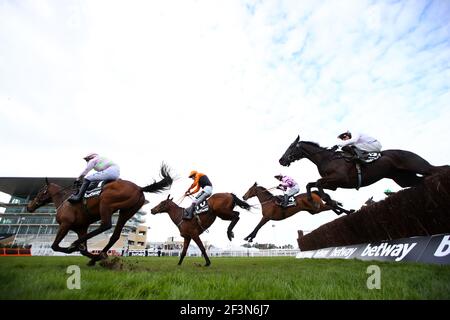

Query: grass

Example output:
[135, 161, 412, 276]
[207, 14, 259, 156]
[0, 256, 449, 299]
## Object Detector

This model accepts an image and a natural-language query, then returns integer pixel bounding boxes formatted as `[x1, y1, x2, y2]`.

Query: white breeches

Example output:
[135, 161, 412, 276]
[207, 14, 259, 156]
[86, 165, 120, 182]
[355, 141, 382, 153]
[193, 186, 213, 204]
[285, 184, 300, 197]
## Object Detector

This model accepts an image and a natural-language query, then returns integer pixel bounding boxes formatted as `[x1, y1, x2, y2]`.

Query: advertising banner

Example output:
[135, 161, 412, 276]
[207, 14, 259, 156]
[296, 233, 450, 264]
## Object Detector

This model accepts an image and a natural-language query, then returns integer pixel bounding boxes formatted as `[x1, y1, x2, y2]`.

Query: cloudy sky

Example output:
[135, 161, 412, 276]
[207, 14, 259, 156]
[1, 0, 449, 248]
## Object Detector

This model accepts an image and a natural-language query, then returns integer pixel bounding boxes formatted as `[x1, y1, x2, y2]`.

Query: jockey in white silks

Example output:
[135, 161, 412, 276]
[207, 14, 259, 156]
[337, 131, 382, 159]
[68, 153, 120, 203]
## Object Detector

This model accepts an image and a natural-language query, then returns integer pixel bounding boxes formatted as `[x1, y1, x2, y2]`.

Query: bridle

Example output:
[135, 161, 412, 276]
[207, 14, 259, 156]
[287, 142, 332, 163]
[32, 184, 75, 209]
[247, 186, 278, 206]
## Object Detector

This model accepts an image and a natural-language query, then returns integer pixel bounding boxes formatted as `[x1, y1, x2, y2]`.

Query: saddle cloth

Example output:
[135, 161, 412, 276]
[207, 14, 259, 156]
[275, 196, 297, 207]
[194, 200, 210, 214]
[84, 180, 115, 199]
[340, 151, 381, 163]
[363, 152, 381, 163]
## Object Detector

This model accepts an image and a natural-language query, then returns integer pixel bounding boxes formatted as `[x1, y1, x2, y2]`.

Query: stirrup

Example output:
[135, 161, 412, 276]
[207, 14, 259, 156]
[183, 210, 193, 220]
[68, 194, 82, 203]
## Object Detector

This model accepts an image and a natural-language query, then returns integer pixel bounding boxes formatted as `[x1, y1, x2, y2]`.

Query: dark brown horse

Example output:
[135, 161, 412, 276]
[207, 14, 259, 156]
[242, 182, 348, 242]
[279, 135, 450, 205]
[27, 164, 173, 266]
[150, 193, 251, 266]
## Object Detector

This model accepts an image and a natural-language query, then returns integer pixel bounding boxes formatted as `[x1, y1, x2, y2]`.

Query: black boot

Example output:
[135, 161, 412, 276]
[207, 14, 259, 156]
[351, 147, 366, 162]
[68, 179, 91, 203]
[281, 194, 289, 207]
[183, 203, 195, 220]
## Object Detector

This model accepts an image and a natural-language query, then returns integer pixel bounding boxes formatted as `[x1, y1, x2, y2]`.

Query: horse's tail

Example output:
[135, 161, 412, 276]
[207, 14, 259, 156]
[141, 163, 174, 193]
[231, 193, 251, 211]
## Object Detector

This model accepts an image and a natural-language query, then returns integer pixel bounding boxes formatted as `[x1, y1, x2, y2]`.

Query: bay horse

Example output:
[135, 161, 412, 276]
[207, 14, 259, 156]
[150, 193, 251, 266]
[279, 135, 450, 204]
[27, 163, 173, 266]
[242, 182, 349, 242]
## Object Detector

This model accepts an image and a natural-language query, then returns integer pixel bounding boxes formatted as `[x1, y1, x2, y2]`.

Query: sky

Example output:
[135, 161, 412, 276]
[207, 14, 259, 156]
[1, 0, 449, 249]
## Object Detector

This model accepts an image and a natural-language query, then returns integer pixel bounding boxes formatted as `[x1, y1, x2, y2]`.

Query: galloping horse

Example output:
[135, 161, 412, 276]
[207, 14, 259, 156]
[242, 183, 349, 242]
[150, 193, 251, 266]
[279, 135, 450, 204]
[27, 163, 173, 266]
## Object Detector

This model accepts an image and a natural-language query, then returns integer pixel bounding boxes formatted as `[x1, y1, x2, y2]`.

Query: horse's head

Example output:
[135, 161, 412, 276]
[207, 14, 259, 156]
[151, 195, 174, 215]
[243, 182, 258, 200]
[27, 178, 53, 212]
[279, 135, 304, 167]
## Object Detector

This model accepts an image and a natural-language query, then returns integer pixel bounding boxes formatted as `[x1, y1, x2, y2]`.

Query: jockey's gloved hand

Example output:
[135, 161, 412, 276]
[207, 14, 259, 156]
[330, 145, 339, 151]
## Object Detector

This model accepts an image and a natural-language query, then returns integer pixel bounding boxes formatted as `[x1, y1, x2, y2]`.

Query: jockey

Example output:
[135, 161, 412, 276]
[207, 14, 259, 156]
[68, 153, 120, 203]
[274, 174, 300, 207]
[337, 131, 382, 161]
[183, 170, 213, 220]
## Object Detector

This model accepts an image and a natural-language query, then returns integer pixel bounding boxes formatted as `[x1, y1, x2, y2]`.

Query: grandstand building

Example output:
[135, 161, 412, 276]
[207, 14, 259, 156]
[0, 177, 148, 251]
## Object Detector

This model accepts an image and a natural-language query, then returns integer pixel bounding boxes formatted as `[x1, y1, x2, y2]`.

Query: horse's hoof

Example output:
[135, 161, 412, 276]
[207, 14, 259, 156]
[87, 259, 96, 267]
[99, 252, 108, 260]
[67, 244, 78, 253]
[205, 263, 211, 267]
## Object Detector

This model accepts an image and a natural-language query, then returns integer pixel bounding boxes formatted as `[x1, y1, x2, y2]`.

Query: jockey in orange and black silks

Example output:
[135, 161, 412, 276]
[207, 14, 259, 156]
[183, 170, 213, 219]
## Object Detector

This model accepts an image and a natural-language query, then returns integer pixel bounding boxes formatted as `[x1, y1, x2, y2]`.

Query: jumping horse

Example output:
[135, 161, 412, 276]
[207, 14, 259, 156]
[27, 163, 173, 266]
[242, 182, 350, 242]
[150, 193, 251, 266]
[279, 135, 450, 204]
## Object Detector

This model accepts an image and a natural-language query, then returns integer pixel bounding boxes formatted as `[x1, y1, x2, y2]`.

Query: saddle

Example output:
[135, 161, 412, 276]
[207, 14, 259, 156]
[335, 148, 381, 164]
[84, 180, 116, 199]
[275, 195, 297, 207]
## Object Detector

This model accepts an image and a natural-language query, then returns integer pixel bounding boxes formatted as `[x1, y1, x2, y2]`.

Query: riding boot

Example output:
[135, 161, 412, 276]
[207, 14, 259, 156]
[68, 179, 91, 203]
[352, 147, 365, 162]
[281, 194, 289, 207]
[183, 203, 196, 220]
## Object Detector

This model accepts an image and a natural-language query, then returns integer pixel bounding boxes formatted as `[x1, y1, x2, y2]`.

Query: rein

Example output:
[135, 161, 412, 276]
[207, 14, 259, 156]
[34, 184, 74, 210]
[251, 187, 278, 206]
[297, 143, 331, 159]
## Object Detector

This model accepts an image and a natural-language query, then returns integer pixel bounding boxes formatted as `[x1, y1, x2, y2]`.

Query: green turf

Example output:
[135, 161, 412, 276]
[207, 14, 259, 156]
[0, 256, 449, 299]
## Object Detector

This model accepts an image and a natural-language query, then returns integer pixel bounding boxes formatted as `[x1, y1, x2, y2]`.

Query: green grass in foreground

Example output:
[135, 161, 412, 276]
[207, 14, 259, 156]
[0, 256, 449, 299]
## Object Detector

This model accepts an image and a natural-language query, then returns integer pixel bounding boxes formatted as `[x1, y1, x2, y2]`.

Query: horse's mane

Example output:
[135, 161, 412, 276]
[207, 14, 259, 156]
[255, 185, 274, 197]
[302, 141, 325, 148]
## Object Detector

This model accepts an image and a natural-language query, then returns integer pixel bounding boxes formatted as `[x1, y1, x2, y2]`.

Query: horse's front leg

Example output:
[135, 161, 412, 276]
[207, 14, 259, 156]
[69, 206, 113, 252]
[75, 228, 96, 261]
[244, 216, 269, 243]
[51, 224, 71, 253]
[178, 237, 191, 266]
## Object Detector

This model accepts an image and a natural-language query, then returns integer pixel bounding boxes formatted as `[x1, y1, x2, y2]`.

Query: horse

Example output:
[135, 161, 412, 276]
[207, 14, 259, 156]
[279, 135, 450, 204]
[242, 182, 349, 242]
[27, 163, 173, 266]
[150, 193, 251, 266]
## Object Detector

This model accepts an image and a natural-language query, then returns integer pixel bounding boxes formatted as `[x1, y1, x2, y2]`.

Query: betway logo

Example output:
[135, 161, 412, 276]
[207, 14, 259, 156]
[435, 235, 450, 257]
[329, 247, 358, 259]
[361, 242, 417, 261]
